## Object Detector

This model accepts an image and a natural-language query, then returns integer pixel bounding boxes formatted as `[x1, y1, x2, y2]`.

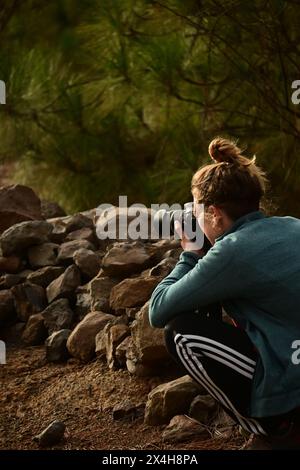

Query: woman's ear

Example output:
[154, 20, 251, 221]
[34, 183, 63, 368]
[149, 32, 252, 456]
[209, 205, 223, 228]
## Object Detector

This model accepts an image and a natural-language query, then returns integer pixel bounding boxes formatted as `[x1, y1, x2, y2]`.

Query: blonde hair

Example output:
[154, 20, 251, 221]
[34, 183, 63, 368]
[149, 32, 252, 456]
[192, 137, 268, 220]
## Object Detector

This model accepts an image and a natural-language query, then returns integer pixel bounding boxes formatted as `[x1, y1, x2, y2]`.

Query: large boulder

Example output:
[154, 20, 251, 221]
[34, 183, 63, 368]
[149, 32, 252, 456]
[27, 243, 58, 268]
[48, 213, 94, 244]
[21, 313, 47, 345]
[0, 290, 16, 326]
[42, 298, 74, 334]
[90, 276, 118, 313]
[130, 302, 169, 365]
[110, 276, 161, 311]
[27, 266, 64, 288]
[65, 227, 97, 245]
[66, 311, 115, 361]
[57, 240, 95, 265]
[101, 241, 155, 277]
[46, 265, 81, 303]
[126, 337, 161, 377]
[0, 184, 43, 234]
[95, 206, 154, 241]
[73, 248, 101, 280]
[0, 220, 52, 256]
[45, 329, 71, 362]
[144, 375, 203, 425]
[12, 282, 47, 322]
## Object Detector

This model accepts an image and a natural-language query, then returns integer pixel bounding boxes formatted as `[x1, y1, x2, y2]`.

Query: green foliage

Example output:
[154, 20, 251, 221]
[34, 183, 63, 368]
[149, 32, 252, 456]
[1, 0, 300, 214]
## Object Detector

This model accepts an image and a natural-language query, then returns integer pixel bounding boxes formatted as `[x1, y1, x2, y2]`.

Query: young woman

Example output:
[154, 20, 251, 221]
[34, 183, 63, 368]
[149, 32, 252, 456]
[149, 137, 300, 449]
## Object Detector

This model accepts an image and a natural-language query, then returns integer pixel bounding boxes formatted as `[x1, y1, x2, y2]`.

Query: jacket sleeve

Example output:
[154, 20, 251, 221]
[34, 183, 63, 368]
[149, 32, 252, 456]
[148, 239, 237, 328]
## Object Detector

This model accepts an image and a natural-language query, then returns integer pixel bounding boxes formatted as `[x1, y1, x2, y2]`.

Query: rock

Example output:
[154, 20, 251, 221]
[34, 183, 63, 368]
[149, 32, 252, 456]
[73, 248, 101, 280]
[189, 395, 217, 424]
[95, 315, 128, 359]
[27, 266, 64, 288]
[42, 299, 74, 334]
[125, 307, 140, 320]
[75, 290, 91, 320]
[0, 220, 52, 256]
[106, 324, 130, 369]
[110, 276, 161, 311]
[48, 213, 94, 244]
[48, 218, 68, 244]
[65, 213, 94, 233]
[27, 243, 59, 268]
[90, 276, 118, 313]
[126, 337, 160, 377]
[0, 184, 42, 234]
[95, 322, 110, 358]
[102, 241, 154, 277]
[115, 336, 132, 368]
[0, 256, 22, 273]
[144, 375, 203, 425]
[95, 206, 154, 241]
[57, 240, 95, 265]
[41, 200, 66, 219]
[162, 415, 209, 443]
[130, 302, 169, 366]
[65, 227, 96, 245]
[0, 274, 22, 289]
[46, 265, 81, 303]
[148, 239, 181, 264]
[33, 420, 65, 447]
[163, 248, 182, 261]
[149, 257, 177, 277]
[95, 327, 107, 358]
[45, 329, 71, 362]
[112, 400, 145, 421]
[12, 282, 47, 322]
[212, 407, 236, 438]
[0, 290, 16, 325]
[21, 313, 47, 345]
[66, 311, 115, 361]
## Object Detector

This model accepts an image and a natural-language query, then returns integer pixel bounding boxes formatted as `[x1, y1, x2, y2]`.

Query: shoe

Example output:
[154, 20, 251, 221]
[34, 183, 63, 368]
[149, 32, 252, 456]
[241, 434, 272, 450]
[241, 421, 300, 450]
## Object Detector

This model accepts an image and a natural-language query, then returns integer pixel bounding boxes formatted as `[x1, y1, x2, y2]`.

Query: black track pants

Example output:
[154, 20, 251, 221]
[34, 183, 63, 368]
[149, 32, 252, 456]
[164, 308, 295, 436]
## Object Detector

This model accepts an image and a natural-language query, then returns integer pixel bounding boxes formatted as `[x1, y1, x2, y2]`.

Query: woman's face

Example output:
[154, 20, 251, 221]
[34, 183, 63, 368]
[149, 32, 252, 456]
[193, 198, 232, 245]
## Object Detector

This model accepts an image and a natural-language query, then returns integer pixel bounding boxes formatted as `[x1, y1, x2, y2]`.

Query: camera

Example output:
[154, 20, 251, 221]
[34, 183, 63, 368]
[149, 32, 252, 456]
[153, 203, 211, 252]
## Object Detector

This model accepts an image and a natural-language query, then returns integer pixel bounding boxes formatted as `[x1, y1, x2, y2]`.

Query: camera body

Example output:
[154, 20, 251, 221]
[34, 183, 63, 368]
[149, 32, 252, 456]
[153, 204, 212, 252]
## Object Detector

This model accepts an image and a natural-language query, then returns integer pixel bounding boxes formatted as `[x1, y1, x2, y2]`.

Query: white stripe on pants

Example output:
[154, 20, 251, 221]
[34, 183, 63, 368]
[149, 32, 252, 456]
[174, 333, 267, 435]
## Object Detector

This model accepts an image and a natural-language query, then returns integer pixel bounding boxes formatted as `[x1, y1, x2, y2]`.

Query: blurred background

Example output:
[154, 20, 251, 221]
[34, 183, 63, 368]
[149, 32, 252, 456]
[0, 0, 300, 215]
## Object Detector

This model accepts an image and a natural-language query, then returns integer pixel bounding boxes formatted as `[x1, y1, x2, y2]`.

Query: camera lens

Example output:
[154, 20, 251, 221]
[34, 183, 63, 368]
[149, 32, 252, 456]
[153, 205, 211, 252]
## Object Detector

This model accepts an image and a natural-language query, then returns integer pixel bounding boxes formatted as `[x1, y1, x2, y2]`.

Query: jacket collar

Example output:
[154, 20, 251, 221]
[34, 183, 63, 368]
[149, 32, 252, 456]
[215, 210, 266, 242]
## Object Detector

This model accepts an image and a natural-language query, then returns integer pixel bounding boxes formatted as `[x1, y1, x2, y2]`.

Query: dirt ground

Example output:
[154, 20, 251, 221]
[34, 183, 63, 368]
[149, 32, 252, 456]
[0, 344, 245, 450]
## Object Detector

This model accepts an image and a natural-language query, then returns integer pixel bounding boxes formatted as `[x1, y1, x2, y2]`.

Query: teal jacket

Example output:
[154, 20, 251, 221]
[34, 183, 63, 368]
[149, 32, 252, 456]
[149, 211, 300, 417]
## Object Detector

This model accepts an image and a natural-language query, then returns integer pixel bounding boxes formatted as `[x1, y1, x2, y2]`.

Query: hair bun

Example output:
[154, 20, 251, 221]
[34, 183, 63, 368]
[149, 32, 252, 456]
[208, 137, 242, 164]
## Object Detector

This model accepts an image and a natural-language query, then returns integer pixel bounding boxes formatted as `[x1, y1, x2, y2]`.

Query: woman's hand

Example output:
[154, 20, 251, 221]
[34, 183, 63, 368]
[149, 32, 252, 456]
[174, 221, 207, 256]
